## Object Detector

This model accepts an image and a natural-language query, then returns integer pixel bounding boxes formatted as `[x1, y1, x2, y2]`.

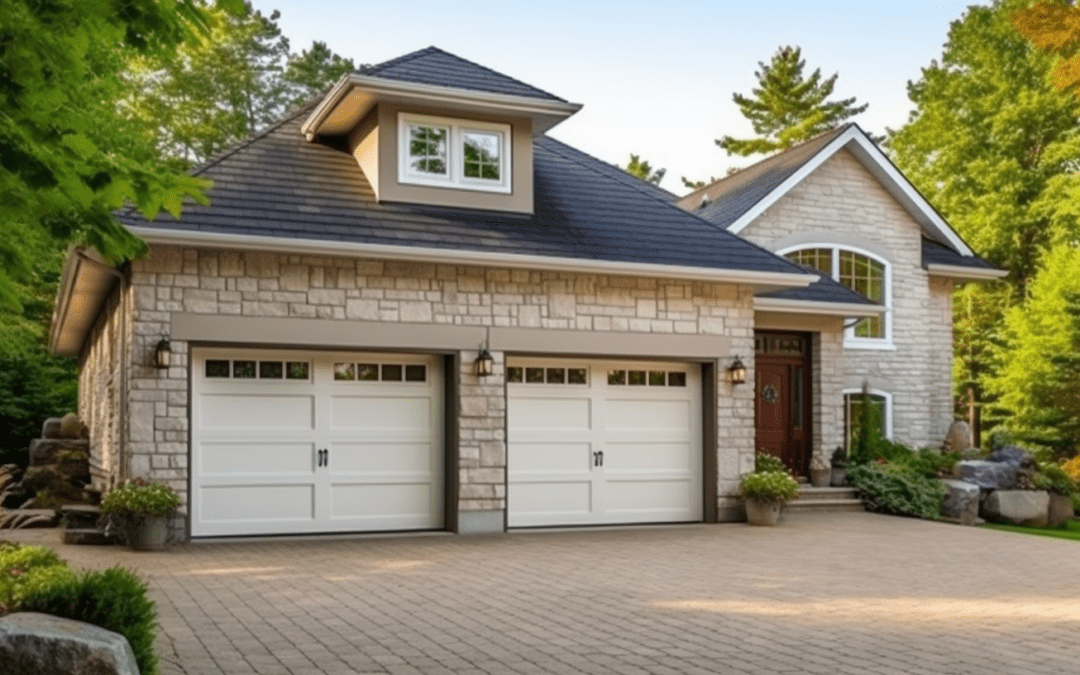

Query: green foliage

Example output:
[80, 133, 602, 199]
[0, 542, 73, 615]
[988, 248, 1080, 457]
[101, 479, 181, 519]
[717, 45, 868, 157]
[22, 567, 160, 675]
[127, 3, 357, 166]
[740, 470, 800, 505]
[1032, 463, 1079, 496]
[848, 462, 947, 520]
[754, 453, 788, 474]
[1011, 2, 1080, 97]
[0, 0, 219, 307]
[891, 448, 964, 479]
[623, 154, 666, 186]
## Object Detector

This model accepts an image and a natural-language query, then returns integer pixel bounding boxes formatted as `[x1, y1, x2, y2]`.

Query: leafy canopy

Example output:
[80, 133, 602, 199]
[1012, 1, 1080, 97]
[717, 46, 868, 158]
[623, 154, 666, 186]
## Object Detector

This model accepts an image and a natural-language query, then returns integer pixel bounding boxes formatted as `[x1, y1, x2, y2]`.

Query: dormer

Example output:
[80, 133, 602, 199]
[301, 47, 582, 214]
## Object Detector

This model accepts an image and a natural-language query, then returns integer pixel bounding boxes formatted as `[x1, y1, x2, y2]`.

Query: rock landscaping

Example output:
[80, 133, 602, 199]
[0, 612, 139, 675]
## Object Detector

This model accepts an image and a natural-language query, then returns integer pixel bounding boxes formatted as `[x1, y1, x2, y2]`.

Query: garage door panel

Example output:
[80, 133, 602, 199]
[603, 442, 693, 472]
[605, 479, 694, 513]
[328, 395, 431, 431]
[604, 399, 691, 432]
[511, 481, 592, 517]
[199, 394, 314, 430]
[199, 484, 315, 522]
[507, 397, 591, 431]
[199, 442, 314, 475]
[508, 443, 591, 474]
[330, 483, 437, 521]
[329, 442, 435, 474]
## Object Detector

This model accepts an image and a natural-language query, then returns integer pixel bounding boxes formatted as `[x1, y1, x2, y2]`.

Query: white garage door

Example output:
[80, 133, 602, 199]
[190, 348, 443, 537]
[507, 357, 702, 527]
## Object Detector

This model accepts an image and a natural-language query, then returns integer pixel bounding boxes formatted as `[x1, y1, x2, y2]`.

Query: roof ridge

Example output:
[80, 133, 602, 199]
[359, 46, 439, 75]
[537, 136, 811, 277]
[681, 123, 855, 201]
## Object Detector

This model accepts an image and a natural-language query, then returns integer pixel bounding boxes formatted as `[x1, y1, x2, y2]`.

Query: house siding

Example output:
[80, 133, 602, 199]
[100, 244, 756, 532]
[741, 149, 956, 448]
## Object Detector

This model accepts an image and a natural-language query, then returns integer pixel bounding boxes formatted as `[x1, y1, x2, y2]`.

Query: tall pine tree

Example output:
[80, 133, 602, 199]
[717, 46, 868, 157]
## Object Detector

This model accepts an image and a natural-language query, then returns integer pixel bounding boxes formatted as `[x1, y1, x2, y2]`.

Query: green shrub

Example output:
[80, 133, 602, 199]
[22, 567, 159, 675]
[101, 479, 181, 519]
[0, 544, 75, 615]
[741, 470, 800, 505]
[848, 462, 947, 520]
[1032, 464, 1079, 496]
[891, 448, 963, 479]
[754, 453, 787, 474]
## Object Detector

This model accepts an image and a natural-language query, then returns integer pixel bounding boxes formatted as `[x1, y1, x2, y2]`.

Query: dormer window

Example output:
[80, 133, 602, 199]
[399, 113, 511, 193]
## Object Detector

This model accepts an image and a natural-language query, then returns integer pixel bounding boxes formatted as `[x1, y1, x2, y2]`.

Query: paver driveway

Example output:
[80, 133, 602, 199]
[10, 511, 1080, 674]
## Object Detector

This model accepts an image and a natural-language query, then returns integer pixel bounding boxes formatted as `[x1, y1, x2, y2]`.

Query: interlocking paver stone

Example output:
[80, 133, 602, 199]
[6, 512, 1080, 674]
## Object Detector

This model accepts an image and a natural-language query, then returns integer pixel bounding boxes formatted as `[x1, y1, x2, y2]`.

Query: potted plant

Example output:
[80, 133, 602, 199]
[809, 454, 831, 487]
[100, 478, 180, 551]
[741, 469, 800, 526]
[830, 447, 848, 487]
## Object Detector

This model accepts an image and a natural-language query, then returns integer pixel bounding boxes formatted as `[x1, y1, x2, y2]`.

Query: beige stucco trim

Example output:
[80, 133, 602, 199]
[755, 312, 845, 333]
[172, 313, 487, 352]
[754, 297, 883, 317]
[925, 263, 1008, 280]
[489, 327, 731, 360]
[126, 226, 817, 291]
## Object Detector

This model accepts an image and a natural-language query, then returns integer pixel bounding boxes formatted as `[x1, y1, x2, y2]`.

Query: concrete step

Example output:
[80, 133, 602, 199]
[59, 504, 101, 529]
[62, 528, 114, 546]
[795, 486, 858, 502]
[785, 498, 865, 514]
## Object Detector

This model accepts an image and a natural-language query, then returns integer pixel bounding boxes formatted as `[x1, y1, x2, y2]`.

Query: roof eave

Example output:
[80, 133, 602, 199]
[128, 226, 817, 293]
[754, 296, 884, 317]
[925, 263, 1008, 280]
[302, 74, 583, 138]
[49, 248, 123, 357]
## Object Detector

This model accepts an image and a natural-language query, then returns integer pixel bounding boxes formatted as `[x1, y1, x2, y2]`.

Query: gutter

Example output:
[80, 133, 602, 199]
[127, 226, 818, 291]
[925, 264, 1008, 281]
[754, 296, 884, 317]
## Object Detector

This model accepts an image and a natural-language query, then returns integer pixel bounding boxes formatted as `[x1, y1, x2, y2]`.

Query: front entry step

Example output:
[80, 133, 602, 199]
[786, 486, 864, 514]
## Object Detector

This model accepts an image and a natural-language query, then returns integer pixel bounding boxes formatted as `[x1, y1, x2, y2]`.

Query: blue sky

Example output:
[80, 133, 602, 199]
[254, 0, 975, 193]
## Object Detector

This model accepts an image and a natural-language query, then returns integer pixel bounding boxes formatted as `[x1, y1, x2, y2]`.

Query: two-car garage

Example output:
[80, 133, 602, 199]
[189, 348, 704, 537]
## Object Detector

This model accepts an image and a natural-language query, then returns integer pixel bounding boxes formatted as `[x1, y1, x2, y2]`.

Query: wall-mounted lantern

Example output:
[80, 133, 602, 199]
[727, 355, 747, 385]
[474, 342, 494, 377]
[154, 337, 172, 370]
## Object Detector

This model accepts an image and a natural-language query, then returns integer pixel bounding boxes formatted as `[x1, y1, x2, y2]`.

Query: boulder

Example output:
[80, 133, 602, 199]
[981, 490, 1050, 526]
[0, 612, 138, 675]
[944, 421, 973, 452]
[1048, 493, 1075, 528]
[954, 460, 1017, 490]
[29, 439, 89, 466]
[987, 445, 1034, 467]
[41, 417, 63, 439]
[941, 480, 981, 525]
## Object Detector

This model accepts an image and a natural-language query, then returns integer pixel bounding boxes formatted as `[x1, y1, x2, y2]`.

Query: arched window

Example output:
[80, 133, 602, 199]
[783, 246, 891, 347]
[843, 388, 893, 450]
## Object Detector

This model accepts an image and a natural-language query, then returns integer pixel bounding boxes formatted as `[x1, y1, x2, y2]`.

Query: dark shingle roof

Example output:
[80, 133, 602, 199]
[759, 272, 879, 305]
[120, 105, 806, 278]
[358, 47, 566, 103]
[676, 125, 851, 228]
[922, 238, 997, 270]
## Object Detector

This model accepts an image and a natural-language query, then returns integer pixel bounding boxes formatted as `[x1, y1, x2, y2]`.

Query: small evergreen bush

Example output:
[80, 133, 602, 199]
[1032, 464, 1079, 496]
[848, 462, 947, 520]
[0, 543, 74, 615]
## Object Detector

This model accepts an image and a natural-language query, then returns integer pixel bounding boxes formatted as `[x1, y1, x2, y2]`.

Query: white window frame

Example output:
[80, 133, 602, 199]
[398, 113, 512, 194]
[777, 244, 893, 350]
[843, 387, 893, 446]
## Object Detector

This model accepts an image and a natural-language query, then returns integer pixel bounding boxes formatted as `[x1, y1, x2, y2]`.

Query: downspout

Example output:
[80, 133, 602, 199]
[74, 251, 130, 483]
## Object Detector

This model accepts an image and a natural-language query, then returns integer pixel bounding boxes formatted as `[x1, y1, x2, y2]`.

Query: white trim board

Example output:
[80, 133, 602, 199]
[726, 125, 974, 258]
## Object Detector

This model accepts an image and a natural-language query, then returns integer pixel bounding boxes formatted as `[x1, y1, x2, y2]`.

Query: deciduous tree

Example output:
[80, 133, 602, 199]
[623, 154, 666, 185]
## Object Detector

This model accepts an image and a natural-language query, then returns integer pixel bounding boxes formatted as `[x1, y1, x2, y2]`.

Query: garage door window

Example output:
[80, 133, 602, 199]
[334, 362, 427, 383]
[205, 359, 310, 381]
[507, 366, 587, 384]
[609, 369, 686, 387]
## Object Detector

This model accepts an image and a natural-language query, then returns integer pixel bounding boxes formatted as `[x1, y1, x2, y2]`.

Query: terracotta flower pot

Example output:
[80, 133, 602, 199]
[745, 498, 782, 526]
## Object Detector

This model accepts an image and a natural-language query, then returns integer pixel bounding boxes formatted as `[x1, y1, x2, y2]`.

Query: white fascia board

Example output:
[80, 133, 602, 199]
[925, 263, 1008, 280]
[727, 126, 975, 258]
[302, 74, 582, 138]
[128, 226, 817, 291]
[754, 296, 884, 317]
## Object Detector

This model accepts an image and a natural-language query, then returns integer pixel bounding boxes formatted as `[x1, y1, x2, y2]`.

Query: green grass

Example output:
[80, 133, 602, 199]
[981, 519, 1080, 541]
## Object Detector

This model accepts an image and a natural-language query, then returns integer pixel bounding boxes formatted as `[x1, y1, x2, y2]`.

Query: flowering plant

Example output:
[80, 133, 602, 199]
[740, 470, 800, 505]
[101, 479, 180, 520]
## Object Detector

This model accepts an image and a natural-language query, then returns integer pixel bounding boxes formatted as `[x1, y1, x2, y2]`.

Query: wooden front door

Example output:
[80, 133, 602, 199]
[754, 332, 811, 476]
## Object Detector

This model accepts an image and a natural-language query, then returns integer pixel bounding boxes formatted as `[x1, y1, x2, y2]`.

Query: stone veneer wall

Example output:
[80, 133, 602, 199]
[104, 245, 757, 528]
[742, 149, 956, 448]
[78, 281, 130, 490]
[812, 331, 844, 460]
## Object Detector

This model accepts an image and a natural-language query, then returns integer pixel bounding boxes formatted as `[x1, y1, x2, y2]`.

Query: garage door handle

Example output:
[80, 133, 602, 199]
[593, 451, 603, 467]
